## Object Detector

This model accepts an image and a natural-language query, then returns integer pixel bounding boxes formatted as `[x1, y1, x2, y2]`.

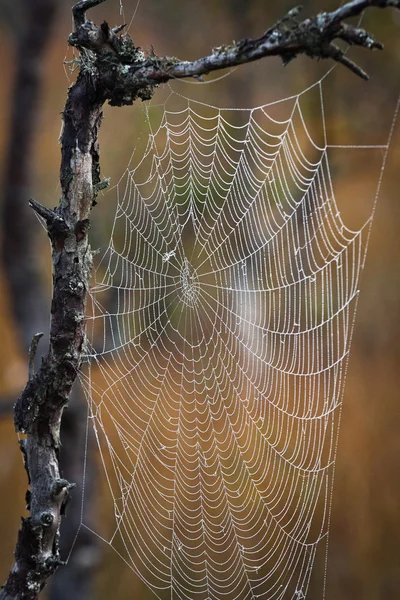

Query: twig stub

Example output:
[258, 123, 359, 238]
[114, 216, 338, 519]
[1, 1, 399, 599]
[28, 333, 44, 380]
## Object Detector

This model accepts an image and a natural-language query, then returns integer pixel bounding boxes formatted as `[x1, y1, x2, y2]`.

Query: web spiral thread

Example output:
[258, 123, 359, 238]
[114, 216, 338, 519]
[80, 79, 392, 600]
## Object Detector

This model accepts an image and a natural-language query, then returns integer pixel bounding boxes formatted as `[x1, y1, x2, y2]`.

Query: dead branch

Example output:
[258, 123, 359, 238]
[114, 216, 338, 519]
[1, 0, 399, 598]
[67, 0, 399, 107]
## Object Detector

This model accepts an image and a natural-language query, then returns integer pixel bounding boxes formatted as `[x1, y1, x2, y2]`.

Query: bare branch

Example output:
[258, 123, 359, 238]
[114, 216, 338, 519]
[140, 0, 399, 84]
[29, 198, 58, 223]
[1, 0, 399, 598]
[66, 0, 400, 110]
[29, 198, 70, 241]
[329, 0, 400, 22]
[338, 23, 384, 49]
[72, 0, 106, 28]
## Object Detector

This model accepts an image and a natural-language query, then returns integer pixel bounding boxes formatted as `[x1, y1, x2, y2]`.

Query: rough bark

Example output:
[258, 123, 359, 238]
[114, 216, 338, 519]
[0, 2, 103, 596]
[0, 77, 101, 600]
[1, 0, 399, 598]
[67, 0, 400, 91]
[49, 389, 100, 600]
[1, 2, 99, 598]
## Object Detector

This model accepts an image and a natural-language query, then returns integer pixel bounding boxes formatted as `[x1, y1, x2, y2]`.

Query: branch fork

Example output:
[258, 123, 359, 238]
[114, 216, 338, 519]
[65, 0, 400, 107]
[1, 0, 400, 598]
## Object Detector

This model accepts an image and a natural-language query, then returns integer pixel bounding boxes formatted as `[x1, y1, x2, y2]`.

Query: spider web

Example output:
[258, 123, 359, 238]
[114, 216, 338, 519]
[79, 76, 395, 600]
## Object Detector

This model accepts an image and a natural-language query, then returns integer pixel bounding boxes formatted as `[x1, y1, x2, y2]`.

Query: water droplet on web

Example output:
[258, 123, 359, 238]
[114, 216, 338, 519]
[81, 78, 384, 596]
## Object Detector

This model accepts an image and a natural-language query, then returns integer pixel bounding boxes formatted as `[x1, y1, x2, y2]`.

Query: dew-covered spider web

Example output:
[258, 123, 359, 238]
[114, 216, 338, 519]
[79, 75, 397, 600]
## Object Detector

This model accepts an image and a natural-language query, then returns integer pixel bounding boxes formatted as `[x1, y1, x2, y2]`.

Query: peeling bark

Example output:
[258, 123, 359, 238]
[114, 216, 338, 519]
[0, 2, 97, 597]
[0, 18, 103, 600]
[1, 0, 399, 597]
[67, 0, 400, 88]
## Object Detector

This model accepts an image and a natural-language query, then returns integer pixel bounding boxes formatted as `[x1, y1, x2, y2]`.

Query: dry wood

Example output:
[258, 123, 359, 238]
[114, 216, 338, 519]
[1, 0, 399, 597]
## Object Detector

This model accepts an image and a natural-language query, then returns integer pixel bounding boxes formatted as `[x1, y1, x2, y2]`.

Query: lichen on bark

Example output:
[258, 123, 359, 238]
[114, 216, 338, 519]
[1, 0, 399, 598]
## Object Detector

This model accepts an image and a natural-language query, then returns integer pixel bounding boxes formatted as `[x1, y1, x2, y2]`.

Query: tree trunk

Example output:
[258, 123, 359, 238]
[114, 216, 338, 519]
[1, 0, 398, 597]
[1, 0, 55, 348]
[1, 2, 99, 598]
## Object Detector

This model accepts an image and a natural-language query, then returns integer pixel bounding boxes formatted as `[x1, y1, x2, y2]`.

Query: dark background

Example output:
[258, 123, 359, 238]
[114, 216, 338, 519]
[0, 1, 399, 598]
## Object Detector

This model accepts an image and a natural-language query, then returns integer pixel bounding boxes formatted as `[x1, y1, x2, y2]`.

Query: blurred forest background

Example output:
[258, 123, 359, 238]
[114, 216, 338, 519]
[0, 0, 399, 599]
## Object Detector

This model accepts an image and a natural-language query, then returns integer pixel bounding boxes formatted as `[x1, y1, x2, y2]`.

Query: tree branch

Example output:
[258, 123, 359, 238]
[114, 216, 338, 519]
[72, 0, 106, 28]
[329, 0, 400, 21]
[1, 0, 399, 598]
[28, 333, 44, 380]
[67, 0, 400, 107]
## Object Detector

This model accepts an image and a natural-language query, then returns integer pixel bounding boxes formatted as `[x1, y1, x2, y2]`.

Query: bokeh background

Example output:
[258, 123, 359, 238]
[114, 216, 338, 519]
[0, 1, 399, 599]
